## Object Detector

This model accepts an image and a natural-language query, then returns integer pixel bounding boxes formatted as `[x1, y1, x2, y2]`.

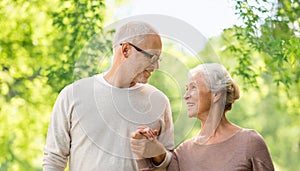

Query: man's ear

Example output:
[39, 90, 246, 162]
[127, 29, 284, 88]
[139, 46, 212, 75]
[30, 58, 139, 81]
[123, 51, 128, 57]
[121, 43, 130, 58]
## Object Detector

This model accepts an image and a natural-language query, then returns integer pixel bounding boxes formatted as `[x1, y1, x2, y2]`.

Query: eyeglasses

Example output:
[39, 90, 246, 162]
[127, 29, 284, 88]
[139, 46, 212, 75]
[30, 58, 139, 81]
[120, 42, 161, 63]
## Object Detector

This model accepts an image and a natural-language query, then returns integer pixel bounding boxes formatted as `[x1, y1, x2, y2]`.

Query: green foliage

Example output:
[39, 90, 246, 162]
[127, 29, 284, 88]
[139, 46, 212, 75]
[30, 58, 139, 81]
[0, 0, 60, 170]
[0, 0, 107, 170]
[231, 0, 300, 88]
[47, 0, 106, 92]
[74, 30, 114, 80]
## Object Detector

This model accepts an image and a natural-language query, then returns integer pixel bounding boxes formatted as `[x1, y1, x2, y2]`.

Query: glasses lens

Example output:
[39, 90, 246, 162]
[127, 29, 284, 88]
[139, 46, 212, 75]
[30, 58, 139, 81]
[150, 55, 159, 63]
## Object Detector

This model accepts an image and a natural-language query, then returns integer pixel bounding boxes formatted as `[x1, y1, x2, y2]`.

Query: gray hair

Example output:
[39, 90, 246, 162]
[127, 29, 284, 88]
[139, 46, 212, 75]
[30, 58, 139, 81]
[112, 21, 160, 48]
[190, 63, 240, 111]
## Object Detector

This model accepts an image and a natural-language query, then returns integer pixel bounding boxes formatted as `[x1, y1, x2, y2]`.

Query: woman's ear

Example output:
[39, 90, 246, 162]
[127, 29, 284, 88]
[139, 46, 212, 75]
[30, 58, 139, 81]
[213, 92, 222, 103]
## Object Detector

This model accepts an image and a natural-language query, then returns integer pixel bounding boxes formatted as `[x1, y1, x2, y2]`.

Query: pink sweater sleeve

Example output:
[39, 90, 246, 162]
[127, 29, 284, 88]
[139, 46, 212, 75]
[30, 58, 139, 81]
[248, 131, 274, 171]
[167, 151, 180, 171]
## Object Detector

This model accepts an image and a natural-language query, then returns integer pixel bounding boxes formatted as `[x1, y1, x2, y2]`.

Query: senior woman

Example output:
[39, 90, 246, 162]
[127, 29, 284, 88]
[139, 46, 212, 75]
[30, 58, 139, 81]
[131, 63, 274, 171]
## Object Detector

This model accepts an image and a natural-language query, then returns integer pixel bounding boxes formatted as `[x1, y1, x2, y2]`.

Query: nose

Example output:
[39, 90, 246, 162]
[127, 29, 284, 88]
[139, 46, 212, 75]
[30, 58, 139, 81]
[184, 91, 190, 100]
[152, 60, 159, 69]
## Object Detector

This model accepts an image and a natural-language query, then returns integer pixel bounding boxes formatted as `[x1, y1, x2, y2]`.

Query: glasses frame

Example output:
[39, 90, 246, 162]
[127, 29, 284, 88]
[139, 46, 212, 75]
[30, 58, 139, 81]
[120, 42, 160, 63]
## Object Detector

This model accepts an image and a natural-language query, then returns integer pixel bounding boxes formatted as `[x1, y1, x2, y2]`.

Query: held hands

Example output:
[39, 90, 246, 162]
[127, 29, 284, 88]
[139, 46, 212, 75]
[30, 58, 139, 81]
[131, 126, 158, 140]
[131, 126, 166, 159]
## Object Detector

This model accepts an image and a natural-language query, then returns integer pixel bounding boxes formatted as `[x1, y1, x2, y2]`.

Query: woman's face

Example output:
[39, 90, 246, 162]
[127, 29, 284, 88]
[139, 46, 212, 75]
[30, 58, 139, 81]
[184, 73, 212, 120]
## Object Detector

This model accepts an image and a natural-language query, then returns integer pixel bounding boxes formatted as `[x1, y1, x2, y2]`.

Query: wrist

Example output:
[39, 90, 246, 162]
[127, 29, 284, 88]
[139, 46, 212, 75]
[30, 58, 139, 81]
[151, 152, 166, 165]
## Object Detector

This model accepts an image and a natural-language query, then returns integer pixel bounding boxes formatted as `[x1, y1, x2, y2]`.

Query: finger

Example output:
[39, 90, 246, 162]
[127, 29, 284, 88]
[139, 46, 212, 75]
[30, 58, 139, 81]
[139, 131, 153, 140]
[131, 127, 148, 139]
[131, 132, 146, 139]
[140, 127, 155, 139]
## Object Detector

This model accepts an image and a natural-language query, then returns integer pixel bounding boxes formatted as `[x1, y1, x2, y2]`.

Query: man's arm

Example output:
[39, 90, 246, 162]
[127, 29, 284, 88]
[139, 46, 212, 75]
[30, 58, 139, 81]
[153, 99, 174, 168]
[43, 87, 71, 171]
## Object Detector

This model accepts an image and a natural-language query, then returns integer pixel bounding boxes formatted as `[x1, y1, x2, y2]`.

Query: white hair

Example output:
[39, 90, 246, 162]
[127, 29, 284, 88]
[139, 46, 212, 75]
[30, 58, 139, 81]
[112, 21, 160, 48]
[190, 63, 240, 110]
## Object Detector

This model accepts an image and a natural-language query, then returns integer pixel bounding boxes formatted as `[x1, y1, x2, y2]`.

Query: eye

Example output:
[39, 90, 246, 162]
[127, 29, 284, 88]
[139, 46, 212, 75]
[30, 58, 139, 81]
[186, 84, 196, 92]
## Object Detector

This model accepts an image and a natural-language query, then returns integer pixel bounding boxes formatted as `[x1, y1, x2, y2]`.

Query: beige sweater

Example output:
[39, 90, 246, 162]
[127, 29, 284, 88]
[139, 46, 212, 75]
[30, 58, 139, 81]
[43, 74, 174, 171]
[168, 129, 274, 171]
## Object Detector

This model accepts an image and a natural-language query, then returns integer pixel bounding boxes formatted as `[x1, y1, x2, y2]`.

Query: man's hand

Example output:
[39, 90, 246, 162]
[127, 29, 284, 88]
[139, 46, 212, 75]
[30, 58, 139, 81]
[131, 126, 166, 159]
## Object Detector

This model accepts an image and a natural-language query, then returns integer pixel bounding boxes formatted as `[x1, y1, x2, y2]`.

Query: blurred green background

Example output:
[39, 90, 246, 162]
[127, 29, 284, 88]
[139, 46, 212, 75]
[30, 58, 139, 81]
[0, 0, 299, 170]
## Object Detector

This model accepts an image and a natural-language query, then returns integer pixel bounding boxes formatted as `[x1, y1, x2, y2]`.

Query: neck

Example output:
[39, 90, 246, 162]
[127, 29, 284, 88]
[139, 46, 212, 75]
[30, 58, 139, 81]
[213, 117, 232, 134]
[201, 115, 241, 144]
[198, 109, 212, 128]
[104, 62, 136, 88]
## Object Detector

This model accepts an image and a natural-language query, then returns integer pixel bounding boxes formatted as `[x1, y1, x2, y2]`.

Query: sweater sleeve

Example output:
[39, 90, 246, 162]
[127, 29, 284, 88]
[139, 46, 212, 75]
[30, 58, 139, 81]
[137, 98, 174, 170]
[167, 151, 180, 171]
[158, 99, 175, 151]
[153, 99, 175, 169]
[43, 86, 72, 171]
[248, 131, 274, 171]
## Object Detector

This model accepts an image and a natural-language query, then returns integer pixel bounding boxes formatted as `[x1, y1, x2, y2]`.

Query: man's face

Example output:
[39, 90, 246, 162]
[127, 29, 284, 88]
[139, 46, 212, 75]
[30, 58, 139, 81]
[132, 68, 154, 84]
[131, 35, 162, 84]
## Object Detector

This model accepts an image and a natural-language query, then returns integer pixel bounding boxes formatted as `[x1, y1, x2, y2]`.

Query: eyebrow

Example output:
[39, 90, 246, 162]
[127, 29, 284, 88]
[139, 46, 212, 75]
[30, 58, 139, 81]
[186, 82, 196, 88]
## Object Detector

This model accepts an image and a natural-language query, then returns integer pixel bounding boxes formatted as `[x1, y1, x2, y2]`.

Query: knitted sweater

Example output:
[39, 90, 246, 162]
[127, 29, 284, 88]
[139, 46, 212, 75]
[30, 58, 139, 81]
[43, 74, 174, 171]
[168, 129, 274, 171]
